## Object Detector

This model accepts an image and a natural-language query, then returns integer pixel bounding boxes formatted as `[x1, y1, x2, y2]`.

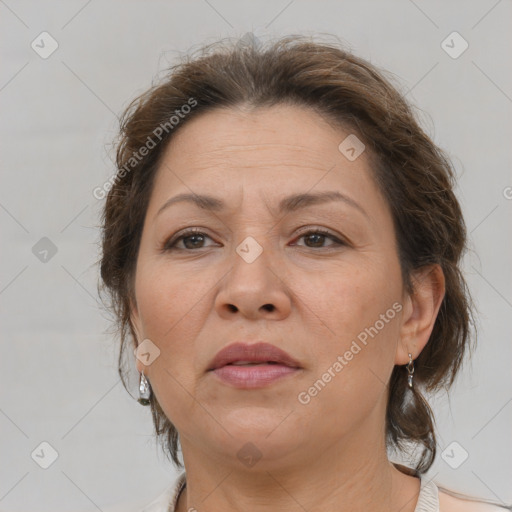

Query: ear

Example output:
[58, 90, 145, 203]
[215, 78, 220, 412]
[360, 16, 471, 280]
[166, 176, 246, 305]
[129, 298, 145, 374]
[395, 264, 445, 365]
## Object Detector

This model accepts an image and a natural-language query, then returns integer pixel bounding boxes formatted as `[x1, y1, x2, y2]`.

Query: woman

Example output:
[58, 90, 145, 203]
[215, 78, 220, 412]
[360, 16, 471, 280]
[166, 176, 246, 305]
[98, 35, 507, 512]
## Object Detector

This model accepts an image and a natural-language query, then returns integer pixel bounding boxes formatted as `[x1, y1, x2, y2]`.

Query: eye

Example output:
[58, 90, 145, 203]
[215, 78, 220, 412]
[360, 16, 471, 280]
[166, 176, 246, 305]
[164, 229, 217, 251]
[292, 228, 346, 249]
[163, 227, 346, 252]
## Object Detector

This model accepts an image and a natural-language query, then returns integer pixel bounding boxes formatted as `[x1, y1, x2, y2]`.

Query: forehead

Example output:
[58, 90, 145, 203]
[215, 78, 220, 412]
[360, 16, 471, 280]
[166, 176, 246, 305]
[148, 104, 388, 221]
[161, 104, 352, 171]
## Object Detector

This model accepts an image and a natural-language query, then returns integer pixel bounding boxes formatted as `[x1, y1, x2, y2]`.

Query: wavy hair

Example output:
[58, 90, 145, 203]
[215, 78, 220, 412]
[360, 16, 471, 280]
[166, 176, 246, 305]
[98, 34, 476, 473]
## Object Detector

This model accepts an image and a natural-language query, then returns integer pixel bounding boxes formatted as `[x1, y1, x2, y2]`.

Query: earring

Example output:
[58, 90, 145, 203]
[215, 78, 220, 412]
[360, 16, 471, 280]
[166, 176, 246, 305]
[406, 353, 415, 389]
[138, 370, 152, 405]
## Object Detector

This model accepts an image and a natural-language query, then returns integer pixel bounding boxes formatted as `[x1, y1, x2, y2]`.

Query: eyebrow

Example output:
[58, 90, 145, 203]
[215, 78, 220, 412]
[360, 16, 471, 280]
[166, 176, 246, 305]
[156, 191, 369, 219]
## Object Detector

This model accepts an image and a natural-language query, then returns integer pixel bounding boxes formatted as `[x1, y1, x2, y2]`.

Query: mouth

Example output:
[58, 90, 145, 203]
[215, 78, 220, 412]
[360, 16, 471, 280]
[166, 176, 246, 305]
[225, 361, 285, 366]
[207, 342, 302, 389]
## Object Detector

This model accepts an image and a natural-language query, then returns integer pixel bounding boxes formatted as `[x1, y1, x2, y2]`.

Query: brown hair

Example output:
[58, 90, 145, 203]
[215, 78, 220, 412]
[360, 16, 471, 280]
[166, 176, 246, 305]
[98, 34, 476, 473]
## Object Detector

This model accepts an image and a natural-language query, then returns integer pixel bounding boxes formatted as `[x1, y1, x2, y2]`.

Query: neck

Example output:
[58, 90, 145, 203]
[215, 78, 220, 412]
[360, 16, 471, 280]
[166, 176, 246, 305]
[175, 424, 421, 512]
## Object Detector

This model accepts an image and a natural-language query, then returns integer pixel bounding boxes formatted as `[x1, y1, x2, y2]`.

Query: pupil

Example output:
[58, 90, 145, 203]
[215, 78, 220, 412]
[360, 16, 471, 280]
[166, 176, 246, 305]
[307, 234, 324, 247]
[185, 234, 204, 249]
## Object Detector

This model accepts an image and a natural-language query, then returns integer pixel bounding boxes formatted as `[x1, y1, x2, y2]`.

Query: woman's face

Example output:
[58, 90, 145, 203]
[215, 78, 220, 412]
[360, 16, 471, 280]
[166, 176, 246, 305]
[131, 104, 412, 468]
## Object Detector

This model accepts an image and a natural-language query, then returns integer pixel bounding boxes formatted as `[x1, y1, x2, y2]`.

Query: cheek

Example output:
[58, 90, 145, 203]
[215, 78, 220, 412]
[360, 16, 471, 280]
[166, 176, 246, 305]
[134, 262, 209, 429]
[135, 259, 204, 339]
[133, 261, 207, 390]
[294, 270, 400, 438]
[301, 257, 400, 340]
[298, 256, 401, 394]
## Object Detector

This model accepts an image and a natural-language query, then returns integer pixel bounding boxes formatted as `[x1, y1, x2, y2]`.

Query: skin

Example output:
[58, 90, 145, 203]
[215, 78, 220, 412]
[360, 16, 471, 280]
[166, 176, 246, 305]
[130, 104, 445, 512]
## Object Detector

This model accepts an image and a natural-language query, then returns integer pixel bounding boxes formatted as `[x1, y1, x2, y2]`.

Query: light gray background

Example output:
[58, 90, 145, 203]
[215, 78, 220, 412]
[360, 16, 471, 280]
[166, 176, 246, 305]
[1, 1, 511, 511]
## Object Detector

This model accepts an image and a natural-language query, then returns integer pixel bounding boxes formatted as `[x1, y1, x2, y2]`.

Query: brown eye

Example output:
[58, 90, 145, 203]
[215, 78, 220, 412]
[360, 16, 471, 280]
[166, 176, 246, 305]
[164, 230, 216, 251]
[294, 229, 345, 249]
[181, 233, 208, 249]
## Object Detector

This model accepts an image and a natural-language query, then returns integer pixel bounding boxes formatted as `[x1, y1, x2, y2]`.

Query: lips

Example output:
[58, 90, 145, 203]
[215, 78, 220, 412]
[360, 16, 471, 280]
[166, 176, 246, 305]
[207, 342, 301, 371]
[207, 342, 302, 389]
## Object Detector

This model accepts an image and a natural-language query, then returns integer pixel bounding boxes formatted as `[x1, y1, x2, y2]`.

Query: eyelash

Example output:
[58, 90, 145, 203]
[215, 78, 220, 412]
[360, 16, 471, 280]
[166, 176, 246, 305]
[163, 227, 346, 251]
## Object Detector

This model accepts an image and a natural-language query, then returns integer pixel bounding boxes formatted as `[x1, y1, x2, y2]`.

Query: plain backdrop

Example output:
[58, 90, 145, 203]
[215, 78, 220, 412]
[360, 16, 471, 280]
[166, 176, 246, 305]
[1, 1, 511, 511]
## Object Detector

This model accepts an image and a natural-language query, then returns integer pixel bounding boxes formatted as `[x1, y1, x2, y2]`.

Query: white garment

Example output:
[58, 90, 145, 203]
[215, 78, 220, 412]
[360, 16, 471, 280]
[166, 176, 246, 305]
[141, 471, 441, 511]
[140, 471, 509, 512]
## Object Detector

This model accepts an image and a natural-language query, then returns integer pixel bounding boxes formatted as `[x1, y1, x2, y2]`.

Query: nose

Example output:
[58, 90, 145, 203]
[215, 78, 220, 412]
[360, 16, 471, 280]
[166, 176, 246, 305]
[214, 241, 292, 321]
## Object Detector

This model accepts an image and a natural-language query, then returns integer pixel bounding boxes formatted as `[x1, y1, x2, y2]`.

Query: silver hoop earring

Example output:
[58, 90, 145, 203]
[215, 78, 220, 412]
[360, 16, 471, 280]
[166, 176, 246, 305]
[138, 370, 152, 405]
[406, 353, 415, 389]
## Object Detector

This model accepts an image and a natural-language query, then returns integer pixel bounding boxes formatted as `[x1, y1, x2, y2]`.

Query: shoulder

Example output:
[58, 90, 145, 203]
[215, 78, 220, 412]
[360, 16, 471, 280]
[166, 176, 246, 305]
[439, 489, 510, 512]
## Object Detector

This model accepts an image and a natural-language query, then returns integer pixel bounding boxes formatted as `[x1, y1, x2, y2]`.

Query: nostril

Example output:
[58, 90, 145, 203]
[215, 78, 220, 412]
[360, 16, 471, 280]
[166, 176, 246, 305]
[262, 304, 275, 312]
[227, 304, 238, 313]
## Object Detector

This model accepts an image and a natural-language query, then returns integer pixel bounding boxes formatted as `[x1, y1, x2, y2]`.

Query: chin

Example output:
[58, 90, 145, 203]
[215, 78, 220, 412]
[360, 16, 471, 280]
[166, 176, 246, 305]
[214, 408, 305, 457]
[221, 405, 292, 433]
